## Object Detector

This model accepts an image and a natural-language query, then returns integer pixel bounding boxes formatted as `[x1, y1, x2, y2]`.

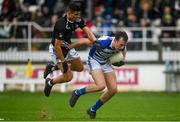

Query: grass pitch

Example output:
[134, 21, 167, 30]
[0, 91, 180, 121]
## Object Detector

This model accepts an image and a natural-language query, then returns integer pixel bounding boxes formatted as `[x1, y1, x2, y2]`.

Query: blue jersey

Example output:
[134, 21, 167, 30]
[89, 36, 126, 65]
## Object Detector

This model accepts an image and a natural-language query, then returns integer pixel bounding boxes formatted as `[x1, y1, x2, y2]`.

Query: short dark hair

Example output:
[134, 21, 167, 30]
[68, 2, 81, 12]
[115, 31, 128, 42]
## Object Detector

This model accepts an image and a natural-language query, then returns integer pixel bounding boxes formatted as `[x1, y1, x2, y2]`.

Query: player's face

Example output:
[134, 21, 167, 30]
[114, 38, 127, 50]
[68, 10, 81, 21]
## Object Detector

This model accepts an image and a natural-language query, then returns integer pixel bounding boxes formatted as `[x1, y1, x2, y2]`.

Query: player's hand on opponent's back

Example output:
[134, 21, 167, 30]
[112, 61, 125, 67]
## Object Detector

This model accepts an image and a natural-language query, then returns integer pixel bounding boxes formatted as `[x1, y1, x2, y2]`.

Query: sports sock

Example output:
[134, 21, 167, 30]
[75, 87, 86, 96]
[91, 99, 104, 112]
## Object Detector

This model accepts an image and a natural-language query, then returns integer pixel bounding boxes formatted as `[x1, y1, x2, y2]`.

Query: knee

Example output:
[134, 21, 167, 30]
[97, 84, 106, 91]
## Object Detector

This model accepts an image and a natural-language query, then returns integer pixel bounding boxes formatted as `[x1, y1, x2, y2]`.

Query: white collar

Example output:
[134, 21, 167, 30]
[67, 18, 74, 23]
[110, 37, 115, 49]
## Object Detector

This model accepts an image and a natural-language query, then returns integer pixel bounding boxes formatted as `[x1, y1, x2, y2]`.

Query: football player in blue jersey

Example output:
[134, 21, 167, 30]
[68, 31, 128, 119]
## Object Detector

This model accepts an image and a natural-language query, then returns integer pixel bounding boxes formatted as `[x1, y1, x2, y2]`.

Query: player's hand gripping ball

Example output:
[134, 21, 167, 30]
[110, 52, 125, 67]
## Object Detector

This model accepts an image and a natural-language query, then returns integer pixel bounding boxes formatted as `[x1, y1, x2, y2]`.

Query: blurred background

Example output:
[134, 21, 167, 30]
[0, 0, 179, 92]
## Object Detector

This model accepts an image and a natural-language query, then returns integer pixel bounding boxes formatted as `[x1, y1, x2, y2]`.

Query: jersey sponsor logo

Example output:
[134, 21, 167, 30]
[66, 22, 71, 30]
[66, 24, 70, 30]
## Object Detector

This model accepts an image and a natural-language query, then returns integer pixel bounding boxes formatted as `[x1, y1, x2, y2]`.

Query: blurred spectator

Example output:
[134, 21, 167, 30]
[174, 0, 180, 19]
[0, 16, 17, 51]
[115, 0, 140, 11]
[0, 7, 9, 21]
[0, 8, 9, 21]
[32, 4, 51, 27]
[32, 9, 44, 26]
[101, 14, 114, 36]
[53, 0, 65, 16]
[161, 6, 176, 38]
[140, 18, 154, 50]
[1, 0, 16, 20]
[125, 11, 141, 38]
[17, 3, 32, 39]
[0, 0, 179, 52]
[19, 3, 32, 21]
[0, 17, 11, 38]
[157, 0, 176, 14]
[113, 7, 125, 26]
[140, 18, 152, 38]
[138, 0, 157, 22]
[94, 6, 104, 17]
[103, 6, 113, 17]
[160, 5, 176, 49]
[10, 16, 23, 38]
[41, 4, 51, 27]
[44, 0, 57, 13]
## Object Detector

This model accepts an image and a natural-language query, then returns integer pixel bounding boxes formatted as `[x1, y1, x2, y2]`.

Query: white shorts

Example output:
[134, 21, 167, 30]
[87, 56, 113, 73]
[49, 44, 79, 64]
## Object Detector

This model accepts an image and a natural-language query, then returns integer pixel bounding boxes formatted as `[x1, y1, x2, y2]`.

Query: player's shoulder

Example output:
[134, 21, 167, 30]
[56, 16, 66, 24]
[98, 36, 113, 41]
[54, 16, 66, 29]
[97, 36, 113, 48]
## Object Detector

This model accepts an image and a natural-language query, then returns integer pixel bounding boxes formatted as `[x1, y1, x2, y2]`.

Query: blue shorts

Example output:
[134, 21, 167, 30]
[87, 56, 113, 73]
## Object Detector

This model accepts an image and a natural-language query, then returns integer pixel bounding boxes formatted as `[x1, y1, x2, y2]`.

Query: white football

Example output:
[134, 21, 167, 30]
[109, 52, 124, 63]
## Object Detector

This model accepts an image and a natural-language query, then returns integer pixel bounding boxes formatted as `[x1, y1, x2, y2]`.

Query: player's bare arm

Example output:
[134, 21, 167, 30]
[68, 38, 92, 49]
[54, 39, 68, 72]
[82, 27, 96, 42]
[55, 39, 65, 62]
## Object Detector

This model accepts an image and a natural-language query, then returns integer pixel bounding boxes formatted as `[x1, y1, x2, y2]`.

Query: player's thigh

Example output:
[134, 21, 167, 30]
[87, 56, 106, 86]
[91, 69, 106, 86]
[69, 57, 84, 71]
[104, 71, 117, 90]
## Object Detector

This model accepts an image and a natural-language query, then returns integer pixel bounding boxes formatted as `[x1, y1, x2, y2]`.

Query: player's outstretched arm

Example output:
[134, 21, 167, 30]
[55, 39, 68, 73]
[82, 27, 96, 42]
[68, 38, 92, 49]
[55, 39, 65, 62]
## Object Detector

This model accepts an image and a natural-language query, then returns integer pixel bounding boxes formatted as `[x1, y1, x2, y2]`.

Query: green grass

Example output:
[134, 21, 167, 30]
[0, 91, 180, 121]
